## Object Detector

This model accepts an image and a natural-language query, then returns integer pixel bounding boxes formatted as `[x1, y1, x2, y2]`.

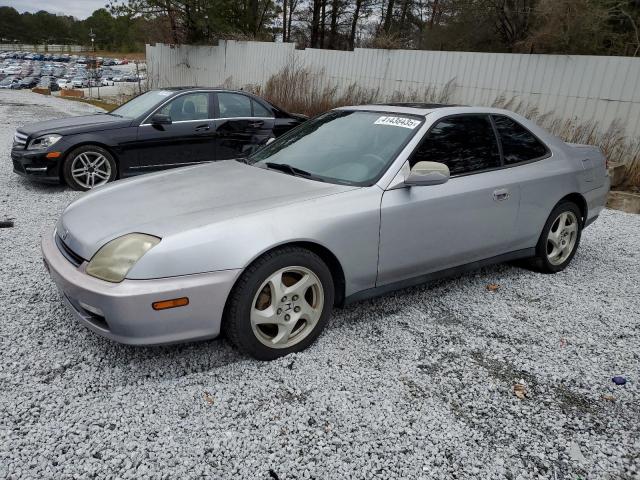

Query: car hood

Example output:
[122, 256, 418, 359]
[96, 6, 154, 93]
[58, 160, 357, 260]
[18, 113, 131, 137]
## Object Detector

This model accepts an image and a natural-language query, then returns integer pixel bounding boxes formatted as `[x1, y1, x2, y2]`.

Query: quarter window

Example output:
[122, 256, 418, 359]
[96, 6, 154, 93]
[218, 93, 252, 118]
[158, 92, 210, 121]
[252, 100, 274, 118]
[410, 115, 500, 175]
[492, 115, 548, 165]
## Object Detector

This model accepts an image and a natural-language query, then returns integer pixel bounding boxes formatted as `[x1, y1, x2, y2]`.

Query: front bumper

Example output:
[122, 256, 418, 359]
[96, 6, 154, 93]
[12, 148, 61, 183]
[42, 230, 241, 345]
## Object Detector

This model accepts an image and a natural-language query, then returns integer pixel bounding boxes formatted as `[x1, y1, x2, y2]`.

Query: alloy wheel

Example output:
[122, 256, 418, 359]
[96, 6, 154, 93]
[250, 266, 324, 349]
[546, 211, 578, 265]
[70, 151, 112, 189]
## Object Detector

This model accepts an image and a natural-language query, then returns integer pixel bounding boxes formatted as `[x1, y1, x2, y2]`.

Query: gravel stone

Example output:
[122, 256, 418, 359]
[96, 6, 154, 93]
[1, 90, 639, 479]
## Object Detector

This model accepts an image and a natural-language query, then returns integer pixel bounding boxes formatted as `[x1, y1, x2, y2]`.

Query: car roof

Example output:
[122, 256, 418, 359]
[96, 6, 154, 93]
[158, 87, 261, 96]
[337, 104, 517, 118]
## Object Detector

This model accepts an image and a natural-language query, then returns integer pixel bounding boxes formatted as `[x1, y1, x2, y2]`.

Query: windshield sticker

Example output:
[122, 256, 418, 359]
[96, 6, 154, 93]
[374, 116, 421, 129]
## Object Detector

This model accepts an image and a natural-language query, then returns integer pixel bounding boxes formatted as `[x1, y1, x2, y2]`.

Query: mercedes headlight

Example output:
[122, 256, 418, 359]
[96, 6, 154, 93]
[86, 233, 161, 283]
[27, 134, 62, 150]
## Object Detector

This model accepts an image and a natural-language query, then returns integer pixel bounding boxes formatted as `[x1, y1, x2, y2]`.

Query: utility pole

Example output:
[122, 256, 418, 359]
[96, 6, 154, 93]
[135, 61, 142, 95]
[88, 29, 99, 99]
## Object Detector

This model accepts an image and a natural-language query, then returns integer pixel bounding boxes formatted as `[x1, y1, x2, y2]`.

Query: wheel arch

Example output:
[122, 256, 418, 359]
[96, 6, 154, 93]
[226, 241, 347, 311]
[556, 193, 588, 225]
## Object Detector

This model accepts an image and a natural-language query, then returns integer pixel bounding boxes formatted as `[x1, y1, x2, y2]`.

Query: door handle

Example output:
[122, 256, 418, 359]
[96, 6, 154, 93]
[195, 124, 210, 132]
[249, 121, 264, 128]
[493, 188, 510, 201]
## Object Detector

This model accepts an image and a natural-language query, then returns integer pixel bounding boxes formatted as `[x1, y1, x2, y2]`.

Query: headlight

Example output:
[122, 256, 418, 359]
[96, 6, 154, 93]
[27, 134, 62, 150]
[86, 233, 161, 283]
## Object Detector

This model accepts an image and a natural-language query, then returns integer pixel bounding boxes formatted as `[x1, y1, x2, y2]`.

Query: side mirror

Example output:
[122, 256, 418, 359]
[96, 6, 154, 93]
[150, 113, 172, 125]
[405, 161, 450, 186]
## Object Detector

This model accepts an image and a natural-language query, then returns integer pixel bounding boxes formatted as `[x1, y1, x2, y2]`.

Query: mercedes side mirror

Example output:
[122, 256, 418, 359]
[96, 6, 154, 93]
[150, 113, 172, 125]
[405, 161, 450, 186]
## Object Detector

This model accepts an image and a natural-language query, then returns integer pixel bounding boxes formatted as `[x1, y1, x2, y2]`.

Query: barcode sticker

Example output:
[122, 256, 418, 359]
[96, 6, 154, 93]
[374, 116, 421, 129]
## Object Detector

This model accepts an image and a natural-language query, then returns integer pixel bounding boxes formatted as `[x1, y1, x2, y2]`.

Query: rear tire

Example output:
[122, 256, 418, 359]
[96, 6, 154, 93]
[224, 247, 335, 360]
[528, 201, 583, 273]
[63, 145, 117, 191]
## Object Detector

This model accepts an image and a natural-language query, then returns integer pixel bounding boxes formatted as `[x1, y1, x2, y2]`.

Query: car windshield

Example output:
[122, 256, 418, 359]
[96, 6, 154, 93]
[110, 90, 174, 119]
[249, 110, 423, 186]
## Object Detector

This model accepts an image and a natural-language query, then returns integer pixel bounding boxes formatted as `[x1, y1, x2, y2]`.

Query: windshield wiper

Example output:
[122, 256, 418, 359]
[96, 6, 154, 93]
[264, 162, 313, 178]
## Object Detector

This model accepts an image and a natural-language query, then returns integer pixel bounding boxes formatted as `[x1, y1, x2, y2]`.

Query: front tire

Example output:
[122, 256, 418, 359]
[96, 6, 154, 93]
[529, 201, 583, 273]
[224, 247, 335, 360]
[63, 145, 117, 191]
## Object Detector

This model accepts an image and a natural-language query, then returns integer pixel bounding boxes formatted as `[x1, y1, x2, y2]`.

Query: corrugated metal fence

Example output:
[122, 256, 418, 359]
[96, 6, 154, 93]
[146, 41, 640, 136]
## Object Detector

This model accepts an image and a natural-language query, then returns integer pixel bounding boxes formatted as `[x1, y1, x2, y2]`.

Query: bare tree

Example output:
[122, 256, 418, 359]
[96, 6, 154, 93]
[349, 0, 364, 49]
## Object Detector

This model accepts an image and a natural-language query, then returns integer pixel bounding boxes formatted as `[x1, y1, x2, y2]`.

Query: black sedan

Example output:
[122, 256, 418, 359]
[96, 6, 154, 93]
[12, 88, 307, 190]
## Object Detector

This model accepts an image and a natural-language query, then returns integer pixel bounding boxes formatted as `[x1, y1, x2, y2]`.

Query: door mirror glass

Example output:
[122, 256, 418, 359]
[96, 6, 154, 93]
[405, 161, 450, 186]
[150, 113, 172, 125]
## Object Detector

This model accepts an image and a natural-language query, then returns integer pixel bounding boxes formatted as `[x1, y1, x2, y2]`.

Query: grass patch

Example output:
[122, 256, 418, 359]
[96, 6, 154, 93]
[244, 61, 455, 118]
[57, 96, 119, 112]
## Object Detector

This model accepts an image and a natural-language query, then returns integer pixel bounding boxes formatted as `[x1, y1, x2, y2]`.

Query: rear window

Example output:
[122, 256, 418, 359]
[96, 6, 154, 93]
[492, 115, 548, 165]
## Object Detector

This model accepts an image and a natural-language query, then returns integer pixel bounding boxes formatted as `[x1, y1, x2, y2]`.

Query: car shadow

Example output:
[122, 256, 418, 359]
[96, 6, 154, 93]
[47, 260, 531, 388]
[15, 176, 67, 194]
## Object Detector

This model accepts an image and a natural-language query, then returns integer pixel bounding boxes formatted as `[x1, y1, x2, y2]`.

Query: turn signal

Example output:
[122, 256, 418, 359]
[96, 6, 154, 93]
[152, 297, 189, 311]
[46, 151, 62, 159]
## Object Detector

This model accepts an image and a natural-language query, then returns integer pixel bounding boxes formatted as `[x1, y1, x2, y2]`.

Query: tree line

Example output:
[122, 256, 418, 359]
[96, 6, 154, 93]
[0, 6, 150, 52]
[1, 0, 639, 56]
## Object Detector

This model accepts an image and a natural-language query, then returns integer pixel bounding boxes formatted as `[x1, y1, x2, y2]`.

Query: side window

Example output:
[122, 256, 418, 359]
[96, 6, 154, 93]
[158, 92, 209, 121]
[217, 93, 252, 118]
[492, 115, 548, 165]
[410, 115, 500, 175]
[252, 99, 274, 118]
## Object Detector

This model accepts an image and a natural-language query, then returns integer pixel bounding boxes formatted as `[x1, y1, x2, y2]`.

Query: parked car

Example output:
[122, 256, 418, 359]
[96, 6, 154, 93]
[41, 104, 609, 359]
[12, 87, 308, 190]
[0, 77, 21, 89]
[56, 78, 71, 89]
[38, 77, 60, 92]
[71, 77, 89, 88]
[18, 76, 39, 89]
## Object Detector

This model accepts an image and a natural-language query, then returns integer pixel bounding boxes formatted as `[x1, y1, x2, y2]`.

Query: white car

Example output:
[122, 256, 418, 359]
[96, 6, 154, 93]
[71, 78, 89, 88]
[57, 79, 71, 89]
[2, 66, 21, 75]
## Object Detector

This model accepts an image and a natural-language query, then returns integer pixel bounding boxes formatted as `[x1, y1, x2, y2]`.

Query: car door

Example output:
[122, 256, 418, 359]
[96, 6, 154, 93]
[214, 92, 276, 160]
[377, 114, 521, 287]
[489, 114, 557, 250]
[135, 91, 217, 171]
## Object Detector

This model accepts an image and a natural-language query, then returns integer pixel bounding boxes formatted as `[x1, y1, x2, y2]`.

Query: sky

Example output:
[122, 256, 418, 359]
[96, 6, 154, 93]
[2, 0, 109, 19]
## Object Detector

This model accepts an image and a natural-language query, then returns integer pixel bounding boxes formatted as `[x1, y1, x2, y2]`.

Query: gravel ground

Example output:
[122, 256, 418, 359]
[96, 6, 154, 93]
[0, 90, 639, 480]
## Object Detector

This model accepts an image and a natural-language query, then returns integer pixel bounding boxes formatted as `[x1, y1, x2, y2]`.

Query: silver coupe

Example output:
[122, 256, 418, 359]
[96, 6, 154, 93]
[42, 104, 610, 359]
